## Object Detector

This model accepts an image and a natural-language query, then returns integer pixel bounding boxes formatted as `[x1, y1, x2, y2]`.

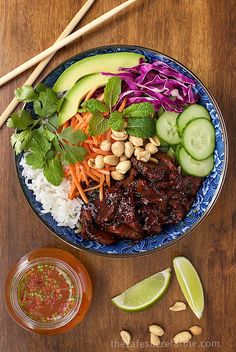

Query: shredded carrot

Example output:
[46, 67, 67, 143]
[99, 175, 105, 201]
[80, 165, 89, 186]
[106, 129, 112, 142]
[84, 184, 101, 192]
[105, 165, 110, 187]
[84, 88, 97, 101]
[69, 165, 88, 204]
[71, 116, 77, 128]
[95, 169, 110, 175]
[118, 97, 127, 112]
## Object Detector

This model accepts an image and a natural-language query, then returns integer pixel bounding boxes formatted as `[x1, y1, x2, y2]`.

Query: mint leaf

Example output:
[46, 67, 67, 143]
[28, 130, 51, 156]
[82, 99, 108, 113]
[104, 77, 121, 111]
[33, 88, 60, 117]
[43, 158, 63, 186]
[10, 130, 32, 155]
[15, 85, 38, 102]
[26, 152, 44, 169]
[88, 112, 109, 136]
[59, 126, 87, 144]
[7, 110, 34, 130]
[62, 145, 87, 164]
[127, 116, 156, 138]
[123, 102, 155, 118]
[109, 111, 124, 131]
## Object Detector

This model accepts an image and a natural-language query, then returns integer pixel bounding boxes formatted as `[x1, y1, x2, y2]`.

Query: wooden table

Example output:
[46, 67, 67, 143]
[0, 0, 235, 351]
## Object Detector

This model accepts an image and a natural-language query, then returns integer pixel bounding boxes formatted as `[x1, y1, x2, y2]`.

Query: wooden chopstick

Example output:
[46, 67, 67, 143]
[0, 0, 95, 128]
[0, 0, 137, 88]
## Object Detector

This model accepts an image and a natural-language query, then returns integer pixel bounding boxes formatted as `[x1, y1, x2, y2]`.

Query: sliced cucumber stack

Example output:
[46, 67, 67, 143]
[155, 104, 215, 177]
[182, 118, 215, 160]
[156, 112, 181, 145]
[178, 147, 214, 177]
[177, 104, 211, 134]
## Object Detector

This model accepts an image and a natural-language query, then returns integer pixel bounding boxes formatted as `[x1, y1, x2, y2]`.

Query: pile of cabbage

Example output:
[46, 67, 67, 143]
[103, 59, 198, 113]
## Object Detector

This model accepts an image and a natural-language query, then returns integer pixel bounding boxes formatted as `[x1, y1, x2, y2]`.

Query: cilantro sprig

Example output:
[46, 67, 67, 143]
[83, 77, 156, 138]
[7, 84, 87, 186]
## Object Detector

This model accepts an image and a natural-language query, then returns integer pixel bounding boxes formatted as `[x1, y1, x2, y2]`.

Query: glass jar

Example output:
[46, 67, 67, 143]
[5, 248, 92, 335]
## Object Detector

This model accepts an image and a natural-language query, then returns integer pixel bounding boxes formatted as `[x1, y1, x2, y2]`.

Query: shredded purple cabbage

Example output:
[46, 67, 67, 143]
[102, 60, 199, 112]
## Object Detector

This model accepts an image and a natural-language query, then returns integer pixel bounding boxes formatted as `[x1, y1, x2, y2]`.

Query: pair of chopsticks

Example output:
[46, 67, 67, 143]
[0, 0, 138, 128]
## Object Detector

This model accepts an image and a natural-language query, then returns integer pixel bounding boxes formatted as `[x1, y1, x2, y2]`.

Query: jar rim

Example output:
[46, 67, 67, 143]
[9, 256, 83, 331]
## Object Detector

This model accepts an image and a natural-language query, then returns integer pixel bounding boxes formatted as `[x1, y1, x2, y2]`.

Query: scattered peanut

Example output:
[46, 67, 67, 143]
[103, 155, 119, 166]
[150, 157, 159, 164]
[149, 325, 164, 336]
[111, 171, 125, 181]
[88, 158, 95, 168]
[120, 154, 128, 161]
[120, 330, 132, 346]
[111, 141, 125, 157]
[149, 135, 161, 146]
[173, 331, 192, 344]
[100, 140, 111, 152]
[111, 130, 128, 141]
[169, 301, 187, 312]
[116, 160, 131, 174]
[124, 141, 135, 158]
[129, 135, 143, 146]
[136, 150, 151, 162]
[94, 155, 104, 169]
[134, 147, 145, 157]
[189, 326, 203, 336]
[145, 142, 158, 154]
[150, 333, 161, 346]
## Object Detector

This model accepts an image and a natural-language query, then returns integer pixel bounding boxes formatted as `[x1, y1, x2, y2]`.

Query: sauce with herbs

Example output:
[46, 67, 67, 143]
[17, 263, 77, 322]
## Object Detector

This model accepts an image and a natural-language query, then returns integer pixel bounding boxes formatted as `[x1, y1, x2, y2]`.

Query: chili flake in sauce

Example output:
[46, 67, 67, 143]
[17, 264, 77, 322]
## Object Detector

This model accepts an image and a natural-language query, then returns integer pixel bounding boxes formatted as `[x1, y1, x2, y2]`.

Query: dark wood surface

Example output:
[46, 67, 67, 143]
[0, 0, 235, 351]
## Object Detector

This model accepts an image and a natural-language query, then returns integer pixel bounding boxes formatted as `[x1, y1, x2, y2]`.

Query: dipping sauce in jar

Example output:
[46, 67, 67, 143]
[5, 248, 92, 334]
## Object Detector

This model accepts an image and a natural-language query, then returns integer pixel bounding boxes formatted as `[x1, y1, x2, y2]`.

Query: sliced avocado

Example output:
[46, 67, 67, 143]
[53, 52, 144, 92]
[58, 73, 109, 126]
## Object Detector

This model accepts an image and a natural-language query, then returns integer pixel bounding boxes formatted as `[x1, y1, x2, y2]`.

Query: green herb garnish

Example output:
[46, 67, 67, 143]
[88, 112, 109, 136]
[104, 77, 121, 112]
[7, 84, 87, 186]
[127, 116, 156, 138]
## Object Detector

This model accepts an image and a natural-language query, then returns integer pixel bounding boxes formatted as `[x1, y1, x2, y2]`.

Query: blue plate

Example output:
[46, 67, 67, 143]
[15, 45, 228, 256]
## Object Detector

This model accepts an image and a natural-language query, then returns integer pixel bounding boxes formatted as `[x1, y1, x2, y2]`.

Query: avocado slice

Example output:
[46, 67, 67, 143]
[58, 73, 109, 126]
[53, 52, 144, 92]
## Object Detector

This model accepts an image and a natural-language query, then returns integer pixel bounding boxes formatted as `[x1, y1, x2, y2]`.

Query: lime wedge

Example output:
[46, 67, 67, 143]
[111, 267, 171, 312]
[173, 256, 204, 319]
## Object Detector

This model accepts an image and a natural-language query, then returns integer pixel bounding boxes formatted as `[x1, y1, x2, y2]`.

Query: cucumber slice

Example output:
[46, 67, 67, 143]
[177, 104, 211, 134]
[178, 147, 214, 177]
[175, 144, 181, 163]
[156, 112, 181, 145]
[182, 118, 215, 160]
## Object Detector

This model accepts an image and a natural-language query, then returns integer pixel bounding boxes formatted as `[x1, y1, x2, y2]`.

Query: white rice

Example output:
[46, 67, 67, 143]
[20, 156, 83, 229]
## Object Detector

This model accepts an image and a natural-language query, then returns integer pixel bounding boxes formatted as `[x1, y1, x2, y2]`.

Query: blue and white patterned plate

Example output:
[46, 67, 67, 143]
[15, 45, 228, 256]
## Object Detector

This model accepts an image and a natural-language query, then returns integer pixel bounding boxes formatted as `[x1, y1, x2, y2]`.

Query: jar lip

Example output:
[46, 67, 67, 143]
[9, 257, 83, 331]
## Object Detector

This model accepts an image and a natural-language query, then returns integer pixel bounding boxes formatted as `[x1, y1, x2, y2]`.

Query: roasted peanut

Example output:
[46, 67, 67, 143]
[134, 147, 145, 157]
[103, 155, 119, 166]
[111, 130, 128, 141]
[129, 135, 143, 146]
[120, 330, 131, 346]
[169, 301, 187, 312]
[150, 157, 159, 164]
[149, 325, 164, 336]
[150, 333, 161, 346]
[94, 155, 104, 169]
[88, 158, 95, 168]
[111, 171, 125, 181]
[173, 331, 192, 344]
[100, 140, 111, 152]
[116, 160, 131, 174]
[136, 150, 151, 162]
[189, 326, 202, 336]
[145, 142, 158, 154]
[124, 141, 135, 158]
[111, 141, 125, 157]
[149, 136, 161, 146]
